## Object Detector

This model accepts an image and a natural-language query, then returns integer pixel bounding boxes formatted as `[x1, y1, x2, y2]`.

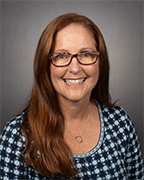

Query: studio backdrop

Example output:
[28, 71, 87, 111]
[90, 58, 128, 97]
[1, 1, 143, 155]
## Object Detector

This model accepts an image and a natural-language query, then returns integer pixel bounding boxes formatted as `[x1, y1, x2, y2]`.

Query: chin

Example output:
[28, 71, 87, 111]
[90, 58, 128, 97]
[65, 94, 90, 103]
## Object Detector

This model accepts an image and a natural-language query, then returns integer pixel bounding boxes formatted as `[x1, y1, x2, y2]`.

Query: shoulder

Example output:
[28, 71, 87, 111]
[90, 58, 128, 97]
[0, 113, 28, 179]
[0, 112, 26, 150]
[97, 102, 139, 141]
[98, 104, 144, 178]
[98, 102, 142, 150]
[100, 103, 133, 128]
[1, 112, 24, 135]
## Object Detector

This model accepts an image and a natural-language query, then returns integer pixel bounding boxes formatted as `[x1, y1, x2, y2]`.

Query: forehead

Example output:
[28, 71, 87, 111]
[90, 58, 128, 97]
[52, 24, 96, 51]
[56, 23, 94, 38]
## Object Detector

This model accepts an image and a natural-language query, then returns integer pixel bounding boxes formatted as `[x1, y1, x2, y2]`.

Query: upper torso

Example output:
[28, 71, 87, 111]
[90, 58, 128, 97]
[0, 101, 144, 179]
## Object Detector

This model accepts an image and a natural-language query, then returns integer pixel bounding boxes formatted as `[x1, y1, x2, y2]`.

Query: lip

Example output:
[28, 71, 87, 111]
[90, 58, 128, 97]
[64, 78, 86, 86]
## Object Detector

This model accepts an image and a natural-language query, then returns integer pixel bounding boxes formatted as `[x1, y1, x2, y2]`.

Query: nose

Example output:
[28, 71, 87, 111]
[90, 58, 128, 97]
[68, 56, 81, 74]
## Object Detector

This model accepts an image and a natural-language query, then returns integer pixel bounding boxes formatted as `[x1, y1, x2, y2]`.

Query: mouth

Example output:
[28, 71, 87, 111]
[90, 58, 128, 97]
[64, 78, 86, 85]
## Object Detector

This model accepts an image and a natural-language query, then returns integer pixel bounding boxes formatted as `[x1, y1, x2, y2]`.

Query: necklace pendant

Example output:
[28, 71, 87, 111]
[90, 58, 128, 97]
[75, 136, 83, 143]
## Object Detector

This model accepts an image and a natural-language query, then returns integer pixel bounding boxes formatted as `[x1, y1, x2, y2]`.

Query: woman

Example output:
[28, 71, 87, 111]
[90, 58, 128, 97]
[0, 13, 144, 179]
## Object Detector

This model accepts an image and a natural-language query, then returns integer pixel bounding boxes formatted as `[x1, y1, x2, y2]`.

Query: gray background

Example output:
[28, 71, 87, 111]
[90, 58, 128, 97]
[1, 1, 143, 156]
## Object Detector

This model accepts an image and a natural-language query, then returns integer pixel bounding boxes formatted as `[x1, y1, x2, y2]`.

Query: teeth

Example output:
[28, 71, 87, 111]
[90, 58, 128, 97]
[65, 78, 85, 85]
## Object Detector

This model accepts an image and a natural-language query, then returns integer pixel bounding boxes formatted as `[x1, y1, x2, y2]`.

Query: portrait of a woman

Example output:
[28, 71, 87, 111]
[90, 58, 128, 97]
[0, 13, 144, 179]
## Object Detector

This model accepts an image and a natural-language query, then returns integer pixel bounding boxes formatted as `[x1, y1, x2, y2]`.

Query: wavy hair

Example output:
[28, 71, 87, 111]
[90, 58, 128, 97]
[20, 13, 112, 178]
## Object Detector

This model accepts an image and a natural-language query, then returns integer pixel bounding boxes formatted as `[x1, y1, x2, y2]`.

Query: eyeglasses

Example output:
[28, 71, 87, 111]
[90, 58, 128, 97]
[48, 51, 100, 67]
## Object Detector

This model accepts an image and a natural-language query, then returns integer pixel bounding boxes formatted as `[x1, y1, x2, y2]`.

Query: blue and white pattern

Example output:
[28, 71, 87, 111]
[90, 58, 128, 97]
[0, 102, 144, 179]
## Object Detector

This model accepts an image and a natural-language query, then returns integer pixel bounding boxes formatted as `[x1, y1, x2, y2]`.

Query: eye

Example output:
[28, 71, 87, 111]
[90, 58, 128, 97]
[55, 53, 66, 59]
[81, 52, 91, 57]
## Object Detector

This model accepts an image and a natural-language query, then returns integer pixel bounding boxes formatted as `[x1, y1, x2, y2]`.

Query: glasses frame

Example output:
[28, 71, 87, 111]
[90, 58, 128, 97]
[48, 51, 100, 67]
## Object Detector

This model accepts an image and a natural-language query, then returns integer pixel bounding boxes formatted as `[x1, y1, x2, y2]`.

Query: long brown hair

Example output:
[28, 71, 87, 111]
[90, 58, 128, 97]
[20, 13, 112, 178]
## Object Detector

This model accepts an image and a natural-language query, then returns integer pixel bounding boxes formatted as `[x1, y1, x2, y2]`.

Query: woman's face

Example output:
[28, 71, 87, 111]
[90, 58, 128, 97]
[50, 24, 99, 104]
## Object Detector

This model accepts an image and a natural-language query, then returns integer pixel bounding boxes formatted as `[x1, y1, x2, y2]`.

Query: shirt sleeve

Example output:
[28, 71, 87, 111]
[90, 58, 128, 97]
[0, 114, 28, 179]
[121, 108, 144, 179]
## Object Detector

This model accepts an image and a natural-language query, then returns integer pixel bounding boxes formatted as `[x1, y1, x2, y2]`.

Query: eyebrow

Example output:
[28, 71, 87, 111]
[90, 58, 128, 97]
[54, 47, 96, 53]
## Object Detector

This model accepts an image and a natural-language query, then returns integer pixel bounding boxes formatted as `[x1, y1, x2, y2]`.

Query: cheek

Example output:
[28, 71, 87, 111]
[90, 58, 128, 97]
[50, 65, 66, 83]
[50, 65, 59, 89]
[87, 63, 99, 81]
[50, 65, 57, 80]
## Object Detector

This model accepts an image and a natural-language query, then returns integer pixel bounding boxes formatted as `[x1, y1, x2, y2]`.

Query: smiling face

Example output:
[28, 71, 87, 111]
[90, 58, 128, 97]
[50, 24, 99, 104]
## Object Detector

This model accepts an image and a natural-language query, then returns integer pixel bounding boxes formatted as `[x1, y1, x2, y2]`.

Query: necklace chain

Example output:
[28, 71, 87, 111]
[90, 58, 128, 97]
[65, 104, 91, 143]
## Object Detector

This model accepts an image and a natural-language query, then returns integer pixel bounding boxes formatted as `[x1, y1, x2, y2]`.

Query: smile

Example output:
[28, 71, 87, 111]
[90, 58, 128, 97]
[65, 78, 86, 85]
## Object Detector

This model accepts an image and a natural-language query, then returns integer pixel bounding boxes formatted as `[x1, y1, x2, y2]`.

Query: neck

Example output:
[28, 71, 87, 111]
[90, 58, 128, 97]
[59, 97, 91, 123]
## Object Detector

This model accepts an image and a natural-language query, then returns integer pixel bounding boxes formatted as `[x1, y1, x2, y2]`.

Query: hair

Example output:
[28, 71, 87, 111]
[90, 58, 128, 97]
[20, 13, 113, 179]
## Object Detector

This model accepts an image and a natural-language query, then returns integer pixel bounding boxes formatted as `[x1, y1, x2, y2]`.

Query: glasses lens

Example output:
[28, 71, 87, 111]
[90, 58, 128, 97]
[50, 53, 71, 66]
[78, 51, 98, 65]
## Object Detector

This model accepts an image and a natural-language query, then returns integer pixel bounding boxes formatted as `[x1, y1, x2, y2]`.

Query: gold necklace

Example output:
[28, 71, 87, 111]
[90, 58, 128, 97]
[65, 104, 91, 143]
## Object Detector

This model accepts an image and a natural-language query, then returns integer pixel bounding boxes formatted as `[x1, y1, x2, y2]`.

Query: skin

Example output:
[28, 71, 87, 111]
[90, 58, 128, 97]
[50, 24, 100, 154]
